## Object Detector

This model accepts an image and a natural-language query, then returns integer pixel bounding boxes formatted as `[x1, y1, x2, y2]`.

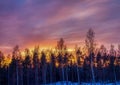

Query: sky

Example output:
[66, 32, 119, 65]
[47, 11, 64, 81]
[0, 0, 120, 53]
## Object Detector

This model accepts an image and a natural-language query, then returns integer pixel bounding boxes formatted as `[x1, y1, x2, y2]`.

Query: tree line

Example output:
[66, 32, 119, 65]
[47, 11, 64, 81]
[0, 29, 120, 85]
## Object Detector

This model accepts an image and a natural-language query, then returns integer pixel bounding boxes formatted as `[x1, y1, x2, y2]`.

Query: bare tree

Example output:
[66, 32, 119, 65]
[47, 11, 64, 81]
[33, 46, 39, 85]
[57, 38, 66, 84]
[100, 45, 107, 56]
[109, 44, 117, 83]
[12, 45, 21, 85]
[57, 38, 66, 52]
[110, 45, 116, 57]
[76, 47, 82, 84]
[23, 49, 31, 85]
[41, 51, 47, 84]
[85, 28, 96, 84]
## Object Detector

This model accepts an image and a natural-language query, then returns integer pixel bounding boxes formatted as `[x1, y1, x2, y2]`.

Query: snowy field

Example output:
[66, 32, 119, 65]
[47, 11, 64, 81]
[47, 81, 120, 85]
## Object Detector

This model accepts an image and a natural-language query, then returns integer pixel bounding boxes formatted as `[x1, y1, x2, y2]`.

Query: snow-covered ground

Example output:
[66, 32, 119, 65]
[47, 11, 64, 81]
[47, 81, 120, 85]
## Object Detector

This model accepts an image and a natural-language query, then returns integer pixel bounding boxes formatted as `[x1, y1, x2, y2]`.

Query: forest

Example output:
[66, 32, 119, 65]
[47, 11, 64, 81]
[0, 29, 120, 85]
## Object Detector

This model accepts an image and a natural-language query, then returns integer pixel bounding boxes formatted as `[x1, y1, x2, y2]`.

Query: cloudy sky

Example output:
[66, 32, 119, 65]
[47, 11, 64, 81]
[0, 0, 120, 53]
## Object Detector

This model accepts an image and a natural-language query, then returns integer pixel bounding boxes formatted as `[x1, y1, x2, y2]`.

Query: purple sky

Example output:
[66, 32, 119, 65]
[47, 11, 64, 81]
[0, 0, 120, 53]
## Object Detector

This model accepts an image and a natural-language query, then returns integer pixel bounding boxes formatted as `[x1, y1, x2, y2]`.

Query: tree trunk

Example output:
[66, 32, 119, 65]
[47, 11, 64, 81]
[50, 64, 53, 84]
[62, 67, 64, 82]
[42, 64, 46, 85]
[16, 64, 19, 85]
[8, 67, 9, 85]
[35, 65, 38, 85]
[27, 68, 29, 85]
[66, 66, 68, 85]
[21, 67, 23, 85]
[113, 66, 117, 84]
[77, 66, 80, 85]
[90, 56, 95, 84]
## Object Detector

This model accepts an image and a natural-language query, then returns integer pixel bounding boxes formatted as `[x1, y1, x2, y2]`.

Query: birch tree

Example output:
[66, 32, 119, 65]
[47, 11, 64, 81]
[85, 28, 96, 83]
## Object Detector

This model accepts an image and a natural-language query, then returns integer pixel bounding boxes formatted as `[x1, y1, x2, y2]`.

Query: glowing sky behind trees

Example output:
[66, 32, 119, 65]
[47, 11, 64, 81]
[0, 0, 120, 53]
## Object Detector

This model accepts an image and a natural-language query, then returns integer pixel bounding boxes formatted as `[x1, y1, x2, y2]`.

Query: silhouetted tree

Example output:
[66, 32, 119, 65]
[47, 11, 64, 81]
[0, 51, 7, 85]
[9, 45, 21, 85]
[83, 56, 91, 82]
[57, 38, 66, 52]
[57, 38, 66, 83]
[23, 49, 31, 85]
[33, 46, 39, 85]
[85, 28, 96, 83]
[0, 29, 120, 85]
[40, 51, 47, 84]
[49, 53, 56, 83]
[109, 45, 116, 83]
[76, 47, 82, 84]
[0, 51, 4, 68]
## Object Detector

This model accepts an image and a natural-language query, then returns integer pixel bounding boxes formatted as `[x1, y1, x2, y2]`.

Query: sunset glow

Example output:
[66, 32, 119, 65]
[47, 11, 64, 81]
[0, 0, 120, 54]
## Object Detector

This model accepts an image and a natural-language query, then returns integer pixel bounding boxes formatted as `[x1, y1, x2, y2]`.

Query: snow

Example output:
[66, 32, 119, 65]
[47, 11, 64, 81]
[47, 81, 120, 85]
